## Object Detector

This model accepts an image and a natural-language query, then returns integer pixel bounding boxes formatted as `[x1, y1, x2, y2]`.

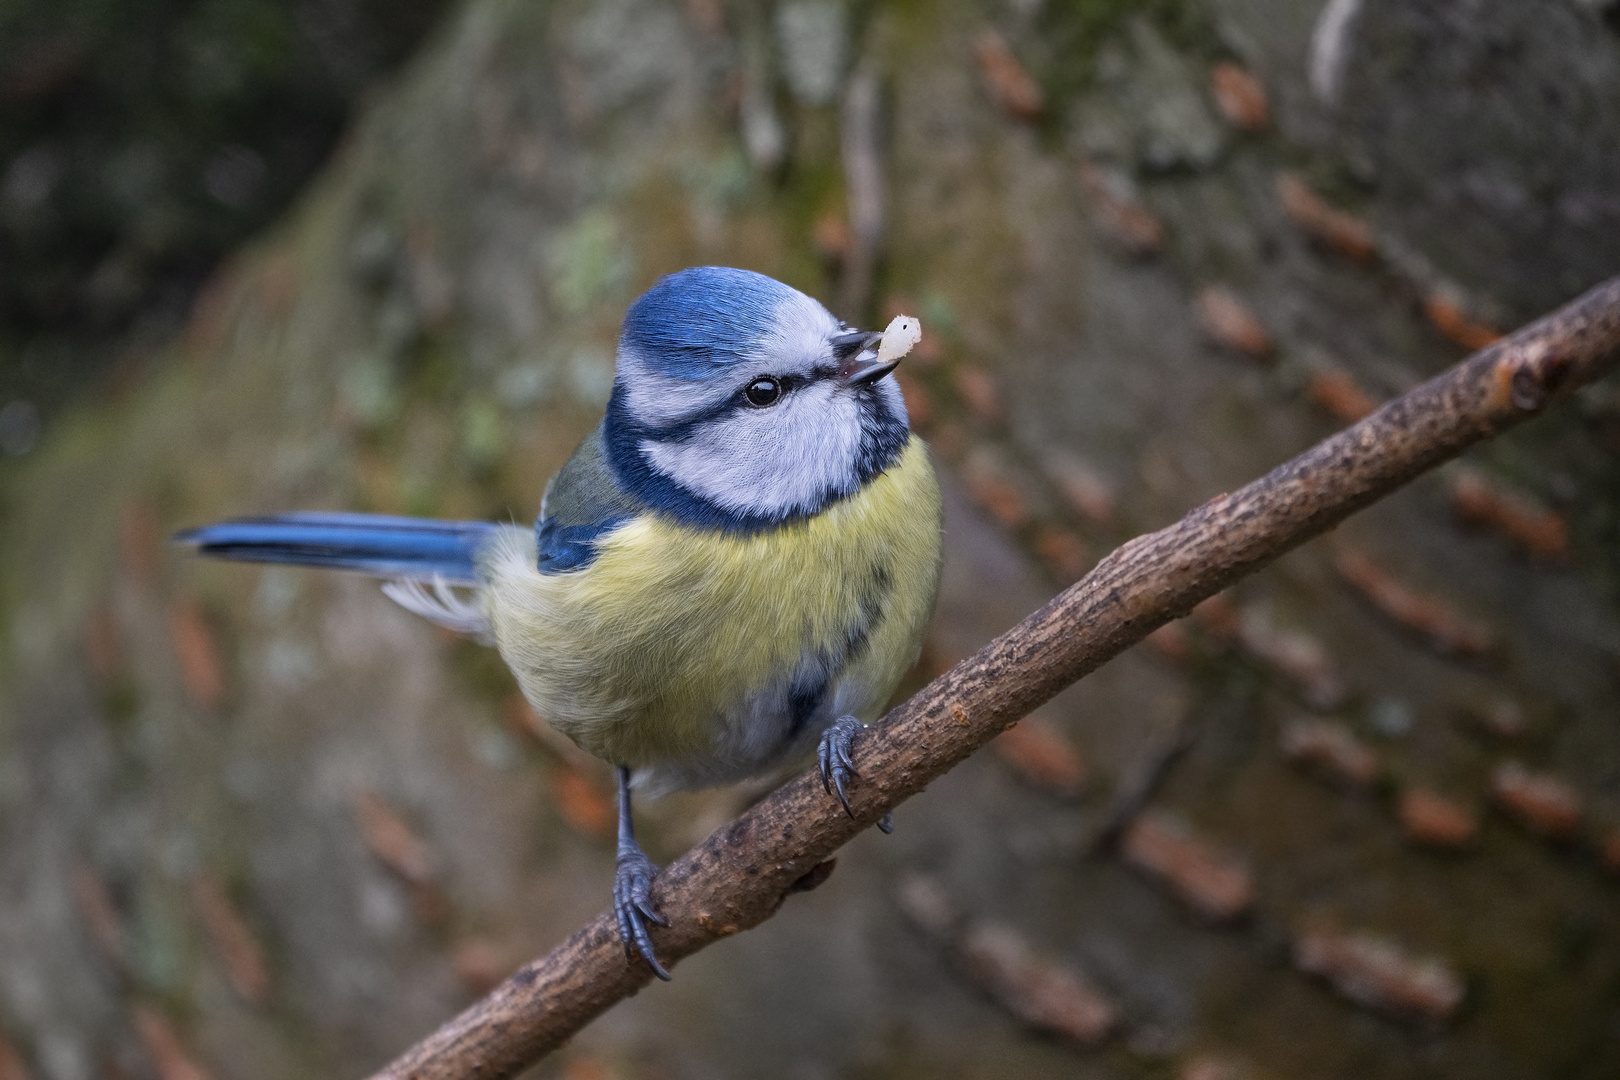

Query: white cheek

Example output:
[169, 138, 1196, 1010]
[643, 383, 864, 516]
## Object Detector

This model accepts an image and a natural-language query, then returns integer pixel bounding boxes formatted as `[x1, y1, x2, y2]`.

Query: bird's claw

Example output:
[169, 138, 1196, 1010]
[613, 846, 671, 981]
[818, 715, 866, 819]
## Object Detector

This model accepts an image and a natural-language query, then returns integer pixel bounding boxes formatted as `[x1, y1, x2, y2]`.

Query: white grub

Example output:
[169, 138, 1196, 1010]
[876, 315, 922, 365]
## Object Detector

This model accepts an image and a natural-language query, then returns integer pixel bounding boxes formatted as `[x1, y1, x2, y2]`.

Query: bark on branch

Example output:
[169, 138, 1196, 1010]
[371, 276, 1620, 1080]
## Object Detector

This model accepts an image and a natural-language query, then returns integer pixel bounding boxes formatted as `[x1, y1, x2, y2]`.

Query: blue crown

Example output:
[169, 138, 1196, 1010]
[620, 267, 800, 380]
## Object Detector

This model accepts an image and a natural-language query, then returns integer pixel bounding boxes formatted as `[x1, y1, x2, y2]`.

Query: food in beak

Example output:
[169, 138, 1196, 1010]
[876, 315, 922, 365]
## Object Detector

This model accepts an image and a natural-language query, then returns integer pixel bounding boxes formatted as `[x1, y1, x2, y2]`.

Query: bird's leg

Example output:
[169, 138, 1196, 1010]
[817, 716, 893, 833]
[613, 765, 671, 980]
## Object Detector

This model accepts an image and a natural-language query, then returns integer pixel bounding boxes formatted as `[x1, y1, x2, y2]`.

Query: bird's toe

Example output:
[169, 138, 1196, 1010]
[613, 849, 671, 980]
[818, 716, 867, 819]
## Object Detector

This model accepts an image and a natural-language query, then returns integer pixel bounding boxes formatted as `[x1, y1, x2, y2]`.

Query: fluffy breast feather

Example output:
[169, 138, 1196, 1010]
[482, 436, 942, 789]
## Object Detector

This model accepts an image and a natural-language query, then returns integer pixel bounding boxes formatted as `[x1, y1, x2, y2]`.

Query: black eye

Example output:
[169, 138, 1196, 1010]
[745, 377, 782, 407]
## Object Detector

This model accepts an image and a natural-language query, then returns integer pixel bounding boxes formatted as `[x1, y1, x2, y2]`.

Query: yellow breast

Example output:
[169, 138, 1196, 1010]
[482, 436, 942, 788]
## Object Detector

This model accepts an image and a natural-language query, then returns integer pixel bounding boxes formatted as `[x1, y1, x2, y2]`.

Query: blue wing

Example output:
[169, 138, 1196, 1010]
[534, 425, 643, 573]
[174, 512, 497, 586]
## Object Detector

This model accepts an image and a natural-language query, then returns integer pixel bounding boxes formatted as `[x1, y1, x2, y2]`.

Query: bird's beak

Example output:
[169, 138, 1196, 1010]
[831, 329, 894, 387]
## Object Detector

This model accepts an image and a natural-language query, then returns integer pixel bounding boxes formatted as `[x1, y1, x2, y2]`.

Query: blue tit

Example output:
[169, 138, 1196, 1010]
[177, 266, 943, 979]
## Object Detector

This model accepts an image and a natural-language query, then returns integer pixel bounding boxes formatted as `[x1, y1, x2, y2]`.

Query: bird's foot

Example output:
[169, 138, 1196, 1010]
[614, 843, 671, 981]
[820, 714, 892, 830]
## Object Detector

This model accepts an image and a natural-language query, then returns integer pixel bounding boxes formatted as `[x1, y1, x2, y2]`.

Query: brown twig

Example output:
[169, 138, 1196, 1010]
[370, 276, 1620, 1080]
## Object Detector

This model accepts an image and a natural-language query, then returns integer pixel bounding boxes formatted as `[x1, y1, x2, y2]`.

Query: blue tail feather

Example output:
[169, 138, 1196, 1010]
[175, 512, 497, 585]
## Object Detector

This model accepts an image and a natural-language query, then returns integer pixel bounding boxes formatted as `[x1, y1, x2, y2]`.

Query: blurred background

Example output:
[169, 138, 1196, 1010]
[0, 0, 448, 445]
[2, 1, 1620, 1078]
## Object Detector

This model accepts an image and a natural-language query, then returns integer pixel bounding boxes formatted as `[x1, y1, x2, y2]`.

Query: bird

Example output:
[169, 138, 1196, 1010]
[176, 266, 944, 979]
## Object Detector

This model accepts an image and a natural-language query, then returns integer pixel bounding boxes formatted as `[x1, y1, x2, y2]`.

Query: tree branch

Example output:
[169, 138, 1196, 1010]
[371, 276, 1620, 1080]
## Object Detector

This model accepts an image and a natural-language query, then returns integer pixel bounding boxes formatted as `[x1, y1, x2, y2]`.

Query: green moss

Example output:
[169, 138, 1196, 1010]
[774, 112, 848, 294]
[400, 332, 462, 406]
[460, 395, 506, 476]
[101, 677, 141, 726]
[548, 209, 636, 317]
[1033, 0, 1204, 113]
